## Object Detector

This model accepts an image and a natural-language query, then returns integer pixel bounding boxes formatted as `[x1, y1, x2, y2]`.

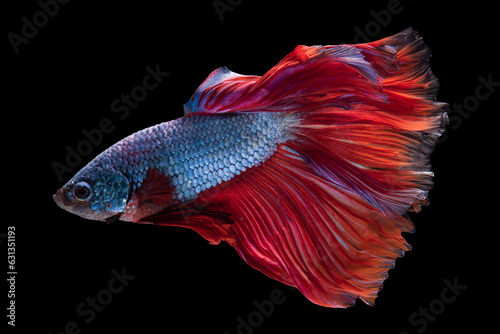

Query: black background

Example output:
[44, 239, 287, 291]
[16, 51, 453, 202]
[4, 0, 499, 333]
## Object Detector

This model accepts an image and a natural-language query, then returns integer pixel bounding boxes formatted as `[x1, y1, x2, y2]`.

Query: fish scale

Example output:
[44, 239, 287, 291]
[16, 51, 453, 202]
[98, 112, 293, 204]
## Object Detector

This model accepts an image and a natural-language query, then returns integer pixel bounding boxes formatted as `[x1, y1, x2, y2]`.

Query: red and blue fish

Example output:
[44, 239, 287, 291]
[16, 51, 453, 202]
[53, 28, 448, 308]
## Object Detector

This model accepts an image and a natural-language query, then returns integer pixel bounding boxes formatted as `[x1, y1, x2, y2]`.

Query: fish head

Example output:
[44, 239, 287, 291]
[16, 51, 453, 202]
[53, 163, 130, 222]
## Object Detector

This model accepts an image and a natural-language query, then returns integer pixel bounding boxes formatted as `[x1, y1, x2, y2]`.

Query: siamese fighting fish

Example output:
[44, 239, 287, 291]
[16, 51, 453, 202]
[54, 28, 448, 308]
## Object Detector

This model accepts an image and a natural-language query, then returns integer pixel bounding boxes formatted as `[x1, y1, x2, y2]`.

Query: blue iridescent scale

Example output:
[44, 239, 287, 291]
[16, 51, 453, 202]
[97, 112, 292, 203]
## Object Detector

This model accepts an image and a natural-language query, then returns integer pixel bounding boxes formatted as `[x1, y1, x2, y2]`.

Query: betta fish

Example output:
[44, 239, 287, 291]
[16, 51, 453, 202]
[53, 28, 448, 308]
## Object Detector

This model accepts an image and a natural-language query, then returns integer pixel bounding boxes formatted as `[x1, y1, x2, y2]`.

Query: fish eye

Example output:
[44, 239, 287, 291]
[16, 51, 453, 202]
[73, 182, 92, 201]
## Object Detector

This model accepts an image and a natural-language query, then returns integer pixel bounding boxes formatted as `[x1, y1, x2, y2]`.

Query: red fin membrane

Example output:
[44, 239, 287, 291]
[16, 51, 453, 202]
[186, 28, 448, 217]
[133, 170, 235, 245]
[150, 28, 448, 307]
[196, 148, 413, 307]
[184, 43, 389, 114]
[121, 168, 176, 222]
[297, 31, 448, 216]
[140, 206, 235, 246]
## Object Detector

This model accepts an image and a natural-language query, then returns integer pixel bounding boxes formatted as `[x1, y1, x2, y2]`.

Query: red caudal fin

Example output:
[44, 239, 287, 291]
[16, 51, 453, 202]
[288, 28, 449, 217]
[150, 28, 448, 307]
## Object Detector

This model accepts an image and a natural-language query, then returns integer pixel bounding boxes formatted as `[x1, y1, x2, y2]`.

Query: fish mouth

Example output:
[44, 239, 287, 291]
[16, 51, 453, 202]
[53, 188, 72, 210]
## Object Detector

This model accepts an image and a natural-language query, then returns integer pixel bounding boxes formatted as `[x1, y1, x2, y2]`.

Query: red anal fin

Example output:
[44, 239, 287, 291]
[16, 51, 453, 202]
[192, 147, 413, 308]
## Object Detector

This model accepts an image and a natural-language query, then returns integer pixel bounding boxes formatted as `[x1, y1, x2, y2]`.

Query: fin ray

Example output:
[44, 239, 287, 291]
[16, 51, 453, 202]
[150, 28, 447, 307]
[140, 206, 235, 246]
[194, 147, 413, 307]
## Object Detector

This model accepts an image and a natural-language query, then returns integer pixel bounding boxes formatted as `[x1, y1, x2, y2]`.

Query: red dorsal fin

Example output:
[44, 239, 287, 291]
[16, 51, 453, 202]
[183, 42, 390, 115]
[185, 28, 447, 217]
